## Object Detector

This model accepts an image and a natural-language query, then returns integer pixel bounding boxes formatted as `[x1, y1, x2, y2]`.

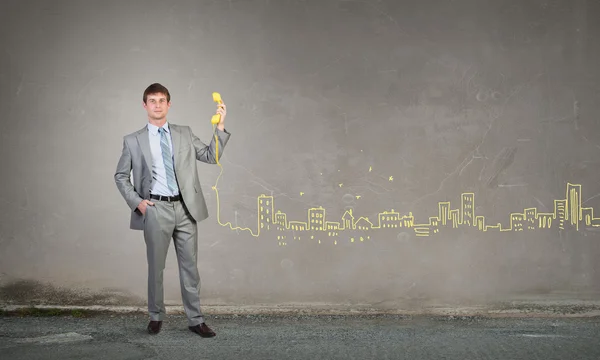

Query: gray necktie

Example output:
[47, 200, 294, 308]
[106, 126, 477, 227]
[158, 127, 177, 194]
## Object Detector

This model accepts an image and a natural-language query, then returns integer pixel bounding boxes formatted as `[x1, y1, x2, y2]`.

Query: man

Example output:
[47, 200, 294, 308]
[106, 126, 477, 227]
[114, 83, 230, 337]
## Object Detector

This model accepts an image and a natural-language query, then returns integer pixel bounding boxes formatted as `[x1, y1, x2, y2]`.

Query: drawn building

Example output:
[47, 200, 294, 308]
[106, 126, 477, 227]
[342, 209, 355, 230]
[582, 207, 594, 226]
[524, 208, 537, 230]
[554, 199, 566, 230]
[538, 213, 553, 229]
[438, 202, 450, 226]
[461, 193, 474, 226]
[274, 210, 287, 230]
[355, 217, 373, 231]
[566, 183, 582, 230]
[511, 213, 524, 231]
[378, 209, 401, 228]
[401, 212, 415, 228]
[429, 217, 439, 234]
[308, 206, 325, 231]
[288, 221, 307, 232]
[476, 216, 485, 231]
[449, 209, 460, 228]
[258, 194, 274, 233]
[326, 221, 340, 237]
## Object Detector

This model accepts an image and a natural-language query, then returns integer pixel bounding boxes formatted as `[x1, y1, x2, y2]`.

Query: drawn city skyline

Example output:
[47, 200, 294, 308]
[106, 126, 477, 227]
[212, 180, 600, 246]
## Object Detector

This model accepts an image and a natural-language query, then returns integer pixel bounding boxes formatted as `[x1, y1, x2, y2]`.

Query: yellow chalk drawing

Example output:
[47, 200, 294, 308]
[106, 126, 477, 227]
[214, 170, 598, 244]
[210, 96, 597, 245]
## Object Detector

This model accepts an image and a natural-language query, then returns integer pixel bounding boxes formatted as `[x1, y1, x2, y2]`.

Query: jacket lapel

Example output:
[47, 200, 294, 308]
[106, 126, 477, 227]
[136, 126, 152, 171]
[170, 124, 181, 170]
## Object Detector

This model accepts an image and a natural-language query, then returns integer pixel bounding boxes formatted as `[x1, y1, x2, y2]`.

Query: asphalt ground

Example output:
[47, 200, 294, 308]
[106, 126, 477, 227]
[1, 311, 599, 359]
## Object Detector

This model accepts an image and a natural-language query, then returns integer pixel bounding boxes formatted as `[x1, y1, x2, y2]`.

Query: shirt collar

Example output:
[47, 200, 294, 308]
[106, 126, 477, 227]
[147, 122, 170, 135]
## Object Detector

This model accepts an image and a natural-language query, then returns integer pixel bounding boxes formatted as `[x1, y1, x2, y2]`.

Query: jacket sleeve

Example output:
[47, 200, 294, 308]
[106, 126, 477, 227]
[191, 126, 231, 164]
[114, 137, 144, 212]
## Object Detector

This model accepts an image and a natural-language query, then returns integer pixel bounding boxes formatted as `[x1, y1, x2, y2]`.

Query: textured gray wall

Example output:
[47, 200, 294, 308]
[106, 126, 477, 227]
[1, 0, 600, 307]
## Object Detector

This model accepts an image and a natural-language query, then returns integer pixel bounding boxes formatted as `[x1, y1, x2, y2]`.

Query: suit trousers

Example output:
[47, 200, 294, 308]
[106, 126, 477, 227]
[143, 199, 204, 326]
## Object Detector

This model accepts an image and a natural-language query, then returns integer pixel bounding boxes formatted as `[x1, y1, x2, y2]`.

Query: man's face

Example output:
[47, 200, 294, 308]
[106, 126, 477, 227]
[143, 93, 171, 121]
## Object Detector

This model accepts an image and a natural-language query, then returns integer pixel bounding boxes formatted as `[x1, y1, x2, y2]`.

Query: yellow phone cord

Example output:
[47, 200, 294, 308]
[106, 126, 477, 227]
[210, 93, 258, 236]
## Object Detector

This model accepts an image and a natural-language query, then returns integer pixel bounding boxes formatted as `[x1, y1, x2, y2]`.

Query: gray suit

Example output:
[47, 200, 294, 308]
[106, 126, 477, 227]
[114, 123, 230, 325]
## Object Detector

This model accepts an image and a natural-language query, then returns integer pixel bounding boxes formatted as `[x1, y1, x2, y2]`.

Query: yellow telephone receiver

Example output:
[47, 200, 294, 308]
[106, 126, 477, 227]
[211, 92, 223, 124]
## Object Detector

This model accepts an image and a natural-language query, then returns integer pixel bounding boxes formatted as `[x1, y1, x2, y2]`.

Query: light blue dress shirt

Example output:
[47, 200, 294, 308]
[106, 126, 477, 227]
[147, 122, 180, 196]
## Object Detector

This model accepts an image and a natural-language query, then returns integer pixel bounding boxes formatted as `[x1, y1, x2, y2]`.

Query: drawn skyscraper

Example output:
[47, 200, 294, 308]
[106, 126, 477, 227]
[461, 193, 474, 226]
[566, 183, 582, 230]
[438, 202, 450, 227]
[258, 194, 274, 233]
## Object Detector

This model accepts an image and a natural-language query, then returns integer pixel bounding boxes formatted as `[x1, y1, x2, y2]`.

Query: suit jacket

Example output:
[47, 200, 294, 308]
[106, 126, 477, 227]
[114, 123, 231, 230]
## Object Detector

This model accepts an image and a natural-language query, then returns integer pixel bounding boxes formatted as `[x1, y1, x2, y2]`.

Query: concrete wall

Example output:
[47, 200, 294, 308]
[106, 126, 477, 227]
[1, 0, 600, 307]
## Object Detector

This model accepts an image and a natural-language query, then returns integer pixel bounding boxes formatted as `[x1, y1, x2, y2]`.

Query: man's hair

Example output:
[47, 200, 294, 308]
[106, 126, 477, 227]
[143, 83, 171, 104]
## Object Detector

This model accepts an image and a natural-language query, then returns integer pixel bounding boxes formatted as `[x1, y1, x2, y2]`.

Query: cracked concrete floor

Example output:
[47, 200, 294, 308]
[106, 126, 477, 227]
[1, 313, 599, 359]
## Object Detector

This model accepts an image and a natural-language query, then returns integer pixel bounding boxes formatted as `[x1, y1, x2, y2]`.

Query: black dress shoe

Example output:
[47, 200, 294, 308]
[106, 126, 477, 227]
[147, 320, 162, 334]
[189, 323, 216, 338]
